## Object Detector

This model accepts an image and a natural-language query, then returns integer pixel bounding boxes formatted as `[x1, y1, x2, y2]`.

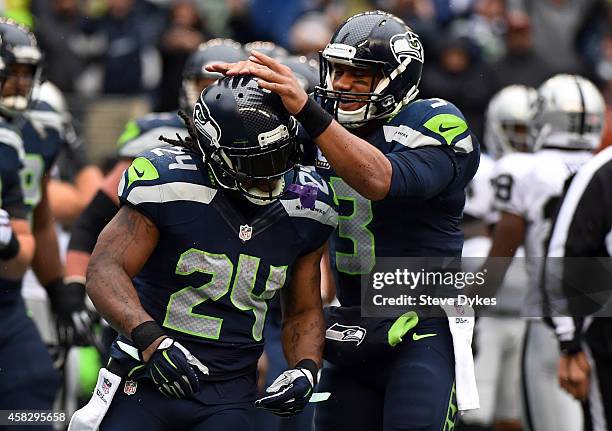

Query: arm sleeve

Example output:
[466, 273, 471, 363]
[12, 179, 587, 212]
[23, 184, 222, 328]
[387, 146, 456, 199]
[67, 190, 119, 253]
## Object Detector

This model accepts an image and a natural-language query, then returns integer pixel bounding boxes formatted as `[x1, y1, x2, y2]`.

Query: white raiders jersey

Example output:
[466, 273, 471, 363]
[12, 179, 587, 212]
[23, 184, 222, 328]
[492, 148, 593, 315]
[465, 152, 497, 223]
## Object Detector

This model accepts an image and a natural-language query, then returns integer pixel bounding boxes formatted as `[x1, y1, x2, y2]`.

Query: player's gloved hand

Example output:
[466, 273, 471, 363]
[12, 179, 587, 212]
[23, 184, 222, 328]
[255, 359, 318, 416]
[146, 337, 209, 399]
[0, 208, 20, 260]
[46, 278, 96, 347]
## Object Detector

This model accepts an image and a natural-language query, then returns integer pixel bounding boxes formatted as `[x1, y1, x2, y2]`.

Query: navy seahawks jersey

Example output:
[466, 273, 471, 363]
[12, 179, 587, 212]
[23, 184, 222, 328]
[112, 146, 337, 380]
[18, 100, 63, 213]
[116, 111, 187, 159]
[316, 98, 480, 306]
[0, 119, 26, 220]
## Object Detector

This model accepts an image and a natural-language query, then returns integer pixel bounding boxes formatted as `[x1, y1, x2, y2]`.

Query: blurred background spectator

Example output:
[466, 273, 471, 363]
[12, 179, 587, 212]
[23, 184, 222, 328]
[490, 13, 552, 88]
[419, 31, 498, 143]
[155, 0, 207, 111]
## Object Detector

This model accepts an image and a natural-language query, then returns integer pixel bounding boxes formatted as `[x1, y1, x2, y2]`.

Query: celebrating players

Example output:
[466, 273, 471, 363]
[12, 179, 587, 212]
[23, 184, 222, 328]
[209, 10, 481, 430]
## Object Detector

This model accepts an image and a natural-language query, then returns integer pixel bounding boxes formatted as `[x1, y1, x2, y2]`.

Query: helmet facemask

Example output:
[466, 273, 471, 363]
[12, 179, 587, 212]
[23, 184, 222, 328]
[0, 51, 42, 117]
[316, 54, 419, 128]
[314, 17, 424, 129]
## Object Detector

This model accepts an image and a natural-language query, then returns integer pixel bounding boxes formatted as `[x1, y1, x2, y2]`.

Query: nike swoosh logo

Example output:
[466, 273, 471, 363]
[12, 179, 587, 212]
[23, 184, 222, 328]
[134, 167, 145, 178]
[438, 124, 459, 133]
[412, 332, 437, 341]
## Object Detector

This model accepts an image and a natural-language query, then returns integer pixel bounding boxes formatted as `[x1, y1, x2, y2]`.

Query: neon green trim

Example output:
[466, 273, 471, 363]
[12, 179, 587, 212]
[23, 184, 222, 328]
[127, 157, 159, 188]
[4, 11, 34, 28]
[412, 332, 437, 341]
[153, 364, 168, 382]
[443, 381, 457, 431]
[162, 350, 177, 369]
[78, 347, 101, 397]
[117, 120, 141, 148]
[128, 364, 145, 378]
[387, 311, 419, 346]
[423, 114, 467, 146]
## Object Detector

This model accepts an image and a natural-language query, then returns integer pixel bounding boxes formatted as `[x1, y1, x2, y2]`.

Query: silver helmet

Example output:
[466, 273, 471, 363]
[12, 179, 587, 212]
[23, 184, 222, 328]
[484, 85, 537, 159]
[530, 74, 605, 151]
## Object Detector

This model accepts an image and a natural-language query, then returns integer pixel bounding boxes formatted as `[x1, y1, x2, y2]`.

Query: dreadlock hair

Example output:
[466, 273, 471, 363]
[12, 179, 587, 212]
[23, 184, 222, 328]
[158, 110, 203, 156]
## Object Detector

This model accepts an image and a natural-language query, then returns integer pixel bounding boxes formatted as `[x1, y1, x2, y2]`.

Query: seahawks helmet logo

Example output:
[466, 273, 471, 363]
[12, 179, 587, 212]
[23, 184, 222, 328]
[193, 99, 222, 148]
[390, 31, 424, 65]
[326, 323, 366, 346]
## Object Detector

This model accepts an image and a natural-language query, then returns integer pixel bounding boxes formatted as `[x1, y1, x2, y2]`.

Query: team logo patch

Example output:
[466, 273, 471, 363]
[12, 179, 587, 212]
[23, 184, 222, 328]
[390, 31, 424, 64]
[101, 377, 112, 394]
[326, 323, 367, 345]
[193, 99, 222, 147]
[239, 224, 253, 241]
[124, 380, 138, 396]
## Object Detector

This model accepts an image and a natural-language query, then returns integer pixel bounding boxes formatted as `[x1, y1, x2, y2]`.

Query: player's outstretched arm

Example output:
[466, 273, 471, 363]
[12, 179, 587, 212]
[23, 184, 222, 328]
[65, 160, 128, 285]
[0, 216, 34, 279]
[32, 175, 64, 285]
[87, 205, 160, 353]
[207, 51, 392, 200]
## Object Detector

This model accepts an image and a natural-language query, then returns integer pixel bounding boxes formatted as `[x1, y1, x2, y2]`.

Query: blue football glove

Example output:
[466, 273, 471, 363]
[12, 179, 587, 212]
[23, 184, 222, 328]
[255, 361, 317, 416]
[147, 337, 209, 399]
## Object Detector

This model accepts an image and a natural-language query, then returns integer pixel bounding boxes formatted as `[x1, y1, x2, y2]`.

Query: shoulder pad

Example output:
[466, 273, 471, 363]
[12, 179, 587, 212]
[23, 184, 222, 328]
[0, 121, 25, 162]
[118, 146, 216, 208]
[117, 112, 188, 158]
[26, 100, 64, 134]
[384, 98, 473, 154]
[279, 166, 338, 228]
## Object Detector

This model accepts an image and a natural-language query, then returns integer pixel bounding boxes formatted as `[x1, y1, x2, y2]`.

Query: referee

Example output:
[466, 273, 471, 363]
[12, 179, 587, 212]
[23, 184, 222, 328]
[543, 145, 612, 430]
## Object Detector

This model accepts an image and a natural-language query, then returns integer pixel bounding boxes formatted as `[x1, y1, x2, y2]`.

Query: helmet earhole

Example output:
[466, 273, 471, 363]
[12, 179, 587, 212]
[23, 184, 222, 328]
[215, 93, 221, 100]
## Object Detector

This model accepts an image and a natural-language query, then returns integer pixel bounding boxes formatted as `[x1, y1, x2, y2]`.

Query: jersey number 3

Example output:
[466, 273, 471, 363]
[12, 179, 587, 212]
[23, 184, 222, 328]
[330, 177, 375, 274]
[164, 249, 287, 341]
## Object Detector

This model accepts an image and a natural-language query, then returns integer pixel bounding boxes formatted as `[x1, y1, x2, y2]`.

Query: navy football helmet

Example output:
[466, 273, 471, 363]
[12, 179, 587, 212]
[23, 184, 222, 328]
[180, 39, 247, 113]
[192, 75, 300, 201]
[314, 11, 424, 128]
[278, 56, 319, 94]
[243, 41, 289, 59]
[0, 18, 42, 117]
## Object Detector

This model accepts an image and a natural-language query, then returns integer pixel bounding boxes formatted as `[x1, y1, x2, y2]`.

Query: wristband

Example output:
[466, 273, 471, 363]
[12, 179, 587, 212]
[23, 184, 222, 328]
[295, 358, 319, 386]
[295, 98, 333, 139]
[131, 321, 166, 352]
[560, 338, 583, 356]
[0, 232, 19, 260]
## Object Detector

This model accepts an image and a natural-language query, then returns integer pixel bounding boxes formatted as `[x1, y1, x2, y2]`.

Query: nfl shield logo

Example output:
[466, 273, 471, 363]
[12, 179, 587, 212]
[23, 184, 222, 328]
[239, 224, 253, 241]
[124, 380, 137, 396]
[102, 378, 112, 394]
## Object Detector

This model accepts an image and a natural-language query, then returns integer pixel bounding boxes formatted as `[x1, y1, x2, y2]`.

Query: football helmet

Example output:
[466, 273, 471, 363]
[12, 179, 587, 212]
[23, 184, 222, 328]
[0, 18, 42, 117]
[244, 41, 289, 59]
[180, 39, 247, 113]
[530, 74, 605, 151]
[314, 10, 424, 128]
[278, 56, 319, 94]
[484, 85, 537, 159]
[192, 75, 300, 201]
